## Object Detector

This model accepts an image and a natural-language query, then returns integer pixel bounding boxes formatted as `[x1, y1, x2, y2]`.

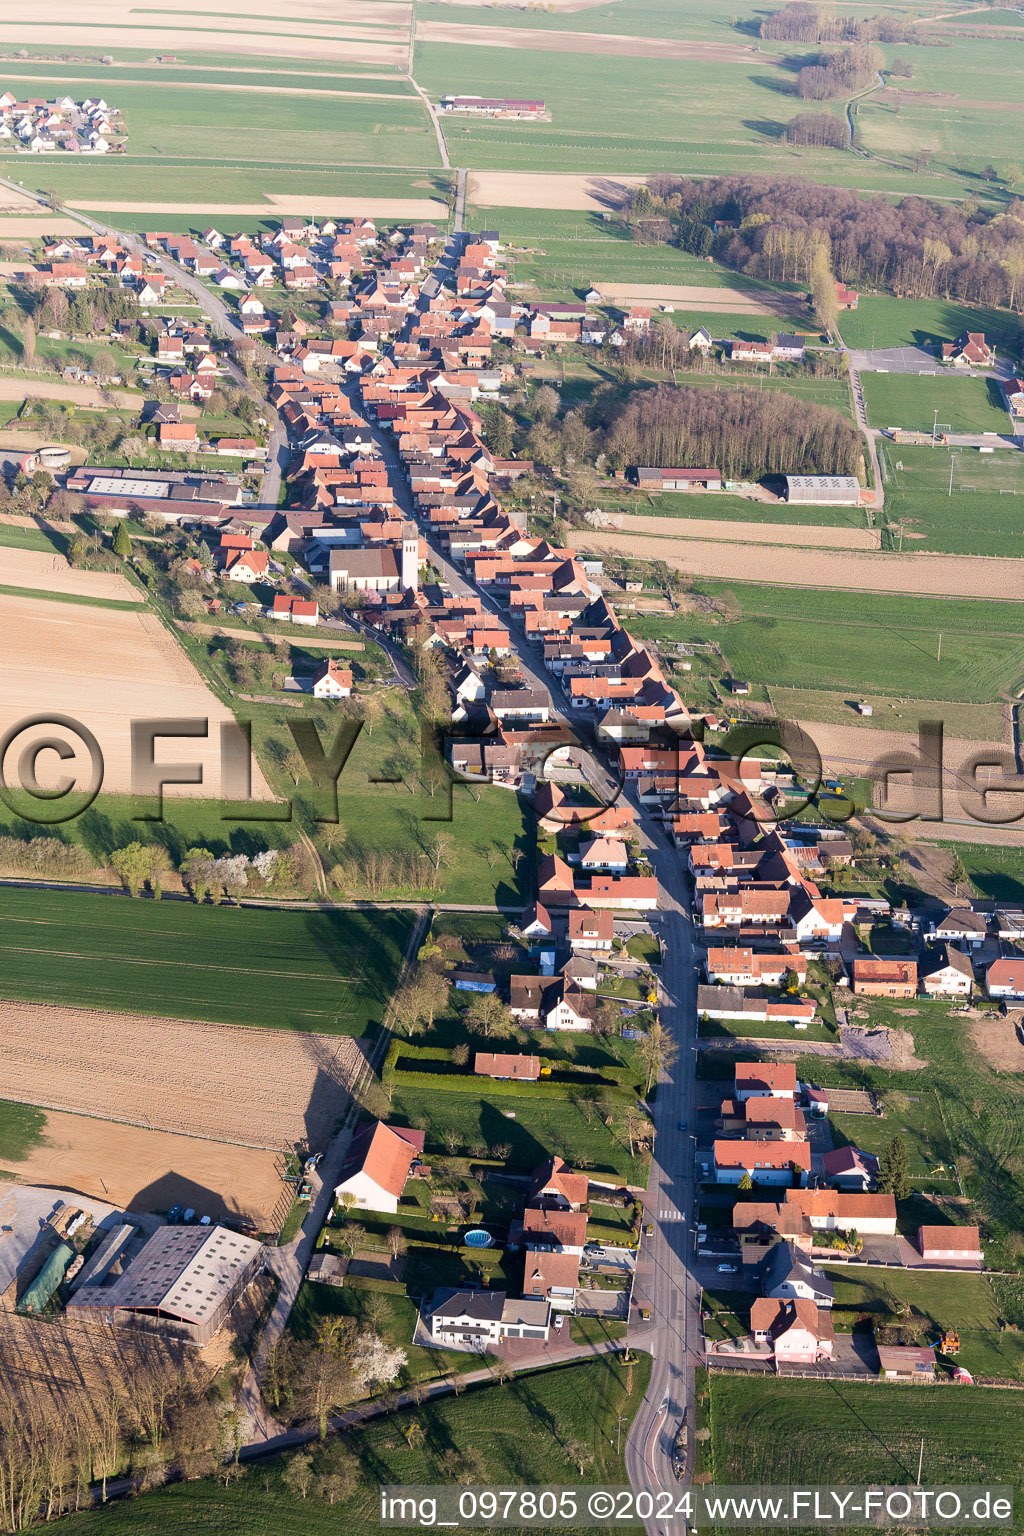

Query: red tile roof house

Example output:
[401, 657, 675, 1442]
[529, 1154, 587, 1210]
[941, 331, 994, 368]
[333, 1121, 425, 1214]
[567, 906, 615, 953]
[713, 1138, 811, 1186]
[733, 1062, 797, 1102]
[784, 1188, 897, 1237]
[268, 594, 318, 626]
[917, 1225, 983, 1264]
[985, 957, 1024, 1000]
[222, 549, 269, 584]
[851, 957, 917, 997]
[311, 658, 353, 698]
[473, 1052, 541, 1081]
[706, 947, 807, 987]
[157, 421, 199, 451]
[749, 1297, 834, 1365]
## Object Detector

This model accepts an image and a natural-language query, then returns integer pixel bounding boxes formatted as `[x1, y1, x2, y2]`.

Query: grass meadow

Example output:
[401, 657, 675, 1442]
[627, 584, 1024, 703]
[0, 886, 414, 1037]
[840, 296, 1022, 352]
[0, 1098, 47, 1166]
[860, 371, 1013, 436]
[709, 1374, 1024, 1493]
[53, 1355, 651, 1536]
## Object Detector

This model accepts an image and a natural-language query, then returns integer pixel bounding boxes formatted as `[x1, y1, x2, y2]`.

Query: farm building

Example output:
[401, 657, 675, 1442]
[917, 1225, 983, 1263]
[67, 1224, 264, 1346]
[877, 1344, 935, 1381]
[633, 467, 722, 492]
[784, 475, 862, 506]
[440, 96, 545, 119]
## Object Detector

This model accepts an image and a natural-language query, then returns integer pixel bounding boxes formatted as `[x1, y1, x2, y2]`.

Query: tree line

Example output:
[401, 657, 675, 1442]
[757, 1, 942, 46]
[632, 174, 1024, 311]
[600, 384, 862, 481]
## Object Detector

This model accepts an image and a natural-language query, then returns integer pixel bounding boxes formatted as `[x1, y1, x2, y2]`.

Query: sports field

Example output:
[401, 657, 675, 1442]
[879, 441, 1024, 558]
[0, 887, 414, 1037]
[860, 371, 1013, 436]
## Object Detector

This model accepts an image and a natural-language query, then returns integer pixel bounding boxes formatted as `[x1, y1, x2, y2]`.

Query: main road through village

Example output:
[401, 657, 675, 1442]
[0, 183, 703, 1521]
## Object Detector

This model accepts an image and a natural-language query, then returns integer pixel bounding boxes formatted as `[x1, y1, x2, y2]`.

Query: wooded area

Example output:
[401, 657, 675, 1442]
[634, 176, 1024, 310]
[601, 385, 862, 480]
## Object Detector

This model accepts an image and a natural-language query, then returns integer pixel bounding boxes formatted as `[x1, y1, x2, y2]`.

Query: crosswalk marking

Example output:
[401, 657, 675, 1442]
[658, 1208, 685, 1221]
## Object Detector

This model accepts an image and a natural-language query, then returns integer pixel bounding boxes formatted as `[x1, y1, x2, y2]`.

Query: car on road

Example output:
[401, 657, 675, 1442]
[678, 1119, 687, 1133]
[717, 1262, 738, 1273]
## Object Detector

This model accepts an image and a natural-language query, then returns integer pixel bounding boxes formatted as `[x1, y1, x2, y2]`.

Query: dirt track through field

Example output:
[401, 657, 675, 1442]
[70, 195, 450, 219]
[0, 545, 140, 601]
[9, 1111, 286, 1226]
[0, 593, 274, 798]
[0, 377, 146, 409]
[599, 511, 880, 549]
[576, 529, 1024, 600]
[0, 22, 408, 64]
[0, 997, 362, 1150]
[418, 21, 761, 59]
[594, 281, 805, 316]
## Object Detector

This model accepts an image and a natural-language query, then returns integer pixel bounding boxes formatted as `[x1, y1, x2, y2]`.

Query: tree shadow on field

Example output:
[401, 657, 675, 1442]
[743, 118, 786, 140]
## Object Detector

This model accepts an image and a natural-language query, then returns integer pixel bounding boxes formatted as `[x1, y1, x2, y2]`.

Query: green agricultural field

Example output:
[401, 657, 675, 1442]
[879, 440, 1024, 558]
[768, 687, 1005, 742]
[839, 296, 1021, 352]
[709, 1374, 1024, 1493]
[54, 1354, 651, 1536]
[628, 584, 1024, 703]
[0, 886, 414, 1037]
[0, 157, 451, 219]
[0, 521, 65, 554]
[860, 371, 1013, 436]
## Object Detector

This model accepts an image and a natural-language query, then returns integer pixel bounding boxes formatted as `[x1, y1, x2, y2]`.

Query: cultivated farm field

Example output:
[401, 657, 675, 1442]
[0, 592, 267, 801]
[0, 888, 414, 1037]
[0, 997, 362, 1147]
[860, 371, 1013, 436]
[576, 527, 1024, 600]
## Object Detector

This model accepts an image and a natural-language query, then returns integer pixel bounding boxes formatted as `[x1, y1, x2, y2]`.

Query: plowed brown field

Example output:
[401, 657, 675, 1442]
[0, 998, 362, 1149]
[0, 594, 274, 798]
[576, 529, 1024, 600]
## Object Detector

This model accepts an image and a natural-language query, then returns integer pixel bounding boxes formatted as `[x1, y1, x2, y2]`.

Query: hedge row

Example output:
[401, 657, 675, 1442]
[389, 1066, 633, 1102]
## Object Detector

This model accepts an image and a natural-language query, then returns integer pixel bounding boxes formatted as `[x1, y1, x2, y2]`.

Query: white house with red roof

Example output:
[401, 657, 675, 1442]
[334, 1120, 426, 1214]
